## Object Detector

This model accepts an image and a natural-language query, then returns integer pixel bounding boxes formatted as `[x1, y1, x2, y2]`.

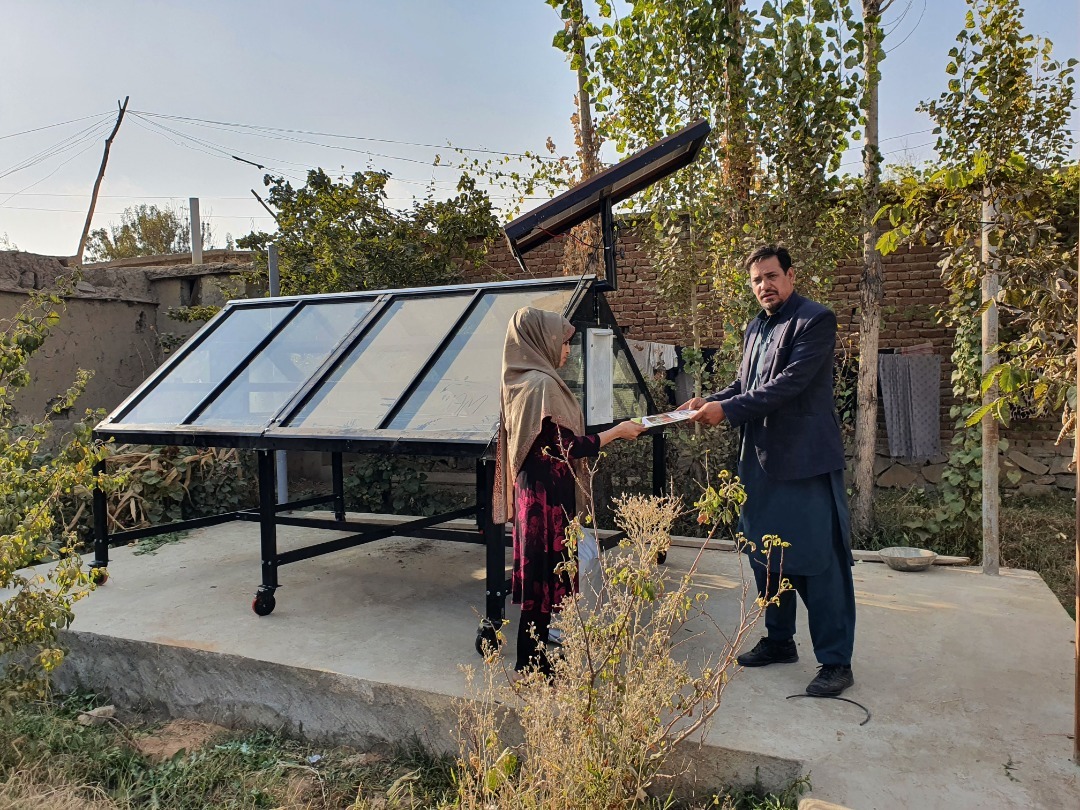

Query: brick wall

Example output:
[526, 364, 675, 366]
[465, 223, 1073, 481]
[466, 229, 722, 345]
[472, 229, 952, 347]
[833, 244, 958, 447]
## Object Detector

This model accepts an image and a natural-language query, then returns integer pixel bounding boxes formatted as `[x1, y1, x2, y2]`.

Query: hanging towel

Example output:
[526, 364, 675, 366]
[649, 342, 679, 372]
[628, 340, 678, 376]
[628, 340, 650, 375]
[879, 353, 941, 459]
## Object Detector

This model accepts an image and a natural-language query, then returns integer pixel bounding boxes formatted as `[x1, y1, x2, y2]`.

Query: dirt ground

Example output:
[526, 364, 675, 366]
[132, 718, 230, 761]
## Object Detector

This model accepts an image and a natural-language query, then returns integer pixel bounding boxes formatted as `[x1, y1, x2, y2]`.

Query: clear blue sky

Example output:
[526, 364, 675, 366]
[1, 0, 1076, 256]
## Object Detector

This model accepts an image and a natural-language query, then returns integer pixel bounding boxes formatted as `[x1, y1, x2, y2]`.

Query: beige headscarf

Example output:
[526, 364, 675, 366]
[493, 306, 587, 523]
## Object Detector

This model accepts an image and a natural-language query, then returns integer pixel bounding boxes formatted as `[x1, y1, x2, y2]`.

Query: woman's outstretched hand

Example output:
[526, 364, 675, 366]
[598, 419, 650, 447]
[615, 420, 650, 440]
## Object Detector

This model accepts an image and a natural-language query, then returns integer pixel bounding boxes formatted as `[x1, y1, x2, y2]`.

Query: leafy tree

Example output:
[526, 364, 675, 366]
[575, 0, 861, 388]
[0, 277, 121, 702]
[589, 0, 751, 362]
[878, 0, 1076, 558]
[238, 169, 500, 296]
[84, 203, 221, 262]
[739, 0, 862, 298]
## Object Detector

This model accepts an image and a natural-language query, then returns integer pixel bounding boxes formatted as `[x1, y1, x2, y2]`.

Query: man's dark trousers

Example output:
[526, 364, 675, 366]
[752, 541, 856, 666]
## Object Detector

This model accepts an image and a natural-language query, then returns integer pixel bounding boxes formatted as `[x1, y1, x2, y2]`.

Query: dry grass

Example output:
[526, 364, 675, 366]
[999, 495, 1076, 613]
[0, 768, 120, 810]
[0, 693, 457, 810]
[131, 718, 229, 762]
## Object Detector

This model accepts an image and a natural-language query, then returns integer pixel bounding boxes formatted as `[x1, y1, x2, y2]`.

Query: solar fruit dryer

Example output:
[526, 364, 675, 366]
[90, 119, 710, 652]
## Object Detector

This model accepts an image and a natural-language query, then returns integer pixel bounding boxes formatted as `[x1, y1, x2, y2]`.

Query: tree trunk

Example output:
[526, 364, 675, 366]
[1071, 201, 1080, 768]
[1071, 199, 1080, 764]
[851, 1, 886, 539]
[723, 0, 751, 216]
[563, 2, 602, 279]
[981, 188, 1000, 575]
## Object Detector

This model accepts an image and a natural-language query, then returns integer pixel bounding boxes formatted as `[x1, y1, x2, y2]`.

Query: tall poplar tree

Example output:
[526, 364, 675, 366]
[880, 0, 1076, 562]
[851, 0, 892, 538]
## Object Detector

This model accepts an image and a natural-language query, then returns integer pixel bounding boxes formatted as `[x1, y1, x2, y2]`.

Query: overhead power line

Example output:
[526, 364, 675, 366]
[132, 106, 941, 181]
[0, 121, 115, 208]
[0, 112, 113, 142]
[840, 128, 934, 154]
[125, 110, 554, 196]
[0, 192, 256, 199]
[133, 107, 948, 169]
[838, 141, 936, 169]
[134, 111, 481, 170]
[886, 0, 928, 54]
[0, 204, 275, 220]
[132, 109, 564, 162]
[0, 118, 113, 181]
[127, 113, 307, 183]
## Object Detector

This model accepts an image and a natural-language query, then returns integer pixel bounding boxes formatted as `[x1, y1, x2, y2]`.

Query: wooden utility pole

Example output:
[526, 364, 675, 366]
[981, 189, 1000, 575]
[75, 96, 129, 265]
[251, 189, 279, 223]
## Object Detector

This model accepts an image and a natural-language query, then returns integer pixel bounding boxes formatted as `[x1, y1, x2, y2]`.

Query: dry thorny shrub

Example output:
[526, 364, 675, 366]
[99, 445, 250, 533]
[455, 469, 790, 809]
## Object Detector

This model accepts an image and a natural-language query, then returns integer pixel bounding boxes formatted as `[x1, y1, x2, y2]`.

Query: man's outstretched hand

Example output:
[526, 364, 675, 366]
[687, 400, 726, 426]
[678, 397, 707, 411]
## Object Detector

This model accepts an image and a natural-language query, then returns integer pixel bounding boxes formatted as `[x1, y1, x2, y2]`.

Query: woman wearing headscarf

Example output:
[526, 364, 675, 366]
[494, 306, 647, 674]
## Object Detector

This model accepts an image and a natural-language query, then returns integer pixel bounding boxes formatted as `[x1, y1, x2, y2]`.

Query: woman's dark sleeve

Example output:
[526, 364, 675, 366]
[542, 418, 601, 459]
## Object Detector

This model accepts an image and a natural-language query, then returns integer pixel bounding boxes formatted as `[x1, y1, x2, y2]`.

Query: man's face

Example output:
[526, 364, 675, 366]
[749, 256, 795, 314]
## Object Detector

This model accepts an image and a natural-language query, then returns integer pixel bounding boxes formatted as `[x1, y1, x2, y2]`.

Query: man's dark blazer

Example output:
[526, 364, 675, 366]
[706, 291, 845, 481]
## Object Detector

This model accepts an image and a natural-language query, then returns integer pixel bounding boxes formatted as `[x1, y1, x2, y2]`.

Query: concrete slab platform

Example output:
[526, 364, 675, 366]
[26, 513, 1078, 809]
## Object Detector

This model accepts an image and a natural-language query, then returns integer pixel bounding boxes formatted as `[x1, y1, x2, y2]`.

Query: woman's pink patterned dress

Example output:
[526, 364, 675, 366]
[511, 416, 600, 614]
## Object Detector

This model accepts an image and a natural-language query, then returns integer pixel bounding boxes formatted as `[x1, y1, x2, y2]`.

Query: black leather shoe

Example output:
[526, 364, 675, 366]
[736, 637, 799, 667]
[806, 665, 854, 696]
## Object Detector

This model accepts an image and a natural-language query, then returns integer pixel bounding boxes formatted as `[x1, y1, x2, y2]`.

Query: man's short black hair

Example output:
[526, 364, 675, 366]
[745, 244, 792, 272]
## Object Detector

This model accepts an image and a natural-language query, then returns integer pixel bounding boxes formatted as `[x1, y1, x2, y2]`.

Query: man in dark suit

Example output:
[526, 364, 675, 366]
[680, 244, 855, 697]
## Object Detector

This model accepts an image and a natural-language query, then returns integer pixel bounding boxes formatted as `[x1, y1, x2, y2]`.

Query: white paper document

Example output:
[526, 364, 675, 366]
[631, 409, 698, 428]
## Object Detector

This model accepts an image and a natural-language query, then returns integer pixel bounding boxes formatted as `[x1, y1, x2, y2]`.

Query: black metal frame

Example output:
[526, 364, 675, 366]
[503, 118, 710, 287]
[89, 447, 491, 617]
[90, 275, 666, 640]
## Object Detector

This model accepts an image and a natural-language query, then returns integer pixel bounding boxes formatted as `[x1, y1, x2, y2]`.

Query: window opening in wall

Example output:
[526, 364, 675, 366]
[180, 277, 201, 307]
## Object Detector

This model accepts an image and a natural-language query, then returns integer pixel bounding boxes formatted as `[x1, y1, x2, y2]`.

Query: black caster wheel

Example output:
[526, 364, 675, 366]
[89, 567, 109, 585]
[252, 588, 276, 616]
[475, 621, 502, 656]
